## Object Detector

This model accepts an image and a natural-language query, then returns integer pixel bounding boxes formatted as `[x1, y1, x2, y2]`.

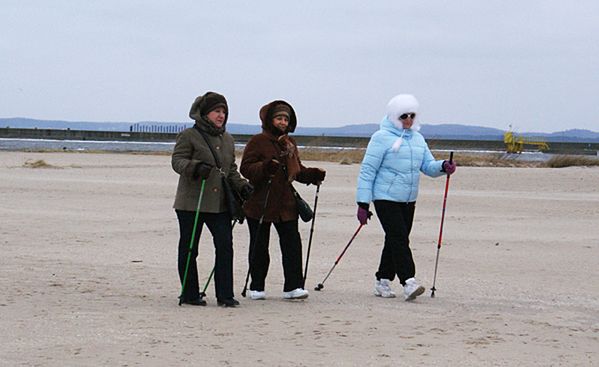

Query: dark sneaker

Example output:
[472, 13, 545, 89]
[180, 296, 207, 306]
[217, 298, 240, 307]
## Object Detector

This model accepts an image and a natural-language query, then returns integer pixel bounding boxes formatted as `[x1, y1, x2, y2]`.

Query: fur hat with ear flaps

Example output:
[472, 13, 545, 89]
[259, 100, 297, 136]
[386, 94, 420, 131]
[189, 92, 229, 124]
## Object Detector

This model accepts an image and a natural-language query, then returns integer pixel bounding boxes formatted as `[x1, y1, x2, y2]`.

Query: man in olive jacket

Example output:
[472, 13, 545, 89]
[172, 92, 251, 307]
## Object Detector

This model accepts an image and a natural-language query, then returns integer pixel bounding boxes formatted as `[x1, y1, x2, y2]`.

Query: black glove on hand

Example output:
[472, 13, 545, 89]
[264, 159, 281, 176]
[193, 162, 213, 180]
[311, 168, 326, 184]
[240, 183, 254, 201]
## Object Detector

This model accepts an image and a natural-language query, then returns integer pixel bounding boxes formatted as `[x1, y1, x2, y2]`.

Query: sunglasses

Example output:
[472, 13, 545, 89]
[399, 113, 416, 120]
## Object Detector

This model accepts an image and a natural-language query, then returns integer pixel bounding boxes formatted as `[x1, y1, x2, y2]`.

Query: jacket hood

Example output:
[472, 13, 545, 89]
[259, 100, 297, 135]
[189, 92, 229, 125]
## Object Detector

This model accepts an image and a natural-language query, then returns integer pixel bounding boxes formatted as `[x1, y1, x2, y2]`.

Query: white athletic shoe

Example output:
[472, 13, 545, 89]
[374, 279, 396, 298]
[403, 277, 425, 301]
[248, 290, 266, 300]
[283, 288, 309, 300]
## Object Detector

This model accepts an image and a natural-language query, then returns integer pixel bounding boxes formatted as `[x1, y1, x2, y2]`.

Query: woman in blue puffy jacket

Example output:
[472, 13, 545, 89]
[355, 94, 456, 301]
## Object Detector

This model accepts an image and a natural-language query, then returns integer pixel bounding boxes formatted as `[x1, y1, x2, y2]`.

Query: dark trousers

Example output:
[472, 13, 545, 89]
[246, 217, 303, 292]
[176, 210, 234, 301]
[373, 200, 417, 285]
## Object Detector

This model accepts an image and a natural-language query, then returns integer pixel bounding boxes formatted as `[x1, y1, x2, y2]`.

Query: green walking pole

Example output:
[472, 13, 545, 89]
[179, 179, 206, 306]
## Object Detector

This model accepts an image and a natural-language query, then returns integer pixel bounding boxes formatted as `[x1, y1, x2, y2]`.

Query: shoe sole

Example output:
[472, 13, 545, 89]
[283, 294, 309, 300]
[217, 302, 238, 307]
[374, 291, 396, 298]
[405, 286, 425, 301]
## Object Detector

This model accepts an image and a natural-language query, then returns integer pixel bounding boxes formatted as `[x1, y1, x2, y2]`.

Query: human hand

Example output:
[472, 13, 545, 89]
[308, 168, 326, 185]
[264, 159, 281, 175]
[193, 162, 213, 179]
[357, 203, 373, 225]
[240, 183, 254, 200]
[442, 160, 456, 175]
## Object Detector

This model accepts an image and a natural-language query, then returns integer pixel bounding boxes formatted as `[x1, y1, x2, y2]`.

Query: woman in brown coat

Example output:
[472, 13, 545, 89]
[172, 92, 252, 307]
[240, 100, 325, 300]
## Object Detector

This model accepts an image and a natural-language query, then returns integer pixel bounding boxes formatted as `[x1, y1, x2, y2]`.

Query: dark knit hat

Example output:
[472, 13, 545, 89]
[189, 92, 228, 122]
[271, 104, 291, 119]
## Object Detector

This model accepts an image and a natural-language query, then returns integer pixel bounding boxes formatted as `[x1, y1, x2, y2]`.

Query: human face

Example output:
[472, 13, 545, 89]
[206, 107, 226, 128]
[399, 112, 416, 129]
[272, 115, 289, 133]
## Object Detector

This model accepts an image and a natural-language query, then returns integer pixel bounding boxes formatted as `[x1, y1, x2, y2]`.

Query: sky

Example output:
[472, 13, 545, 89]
[1, 1, 598, 133]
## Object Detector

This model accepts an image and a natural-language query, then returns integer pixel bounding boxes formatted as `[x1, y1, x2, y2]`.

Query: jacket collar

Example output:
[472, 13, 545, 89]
[380, 117, 414, 139]
[195, 117, 224, 136]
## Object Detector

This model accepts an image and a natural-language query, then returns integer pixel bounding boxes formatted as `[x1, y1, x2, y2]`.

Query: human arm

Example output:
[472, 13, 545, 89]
[172, 131, 212, 179]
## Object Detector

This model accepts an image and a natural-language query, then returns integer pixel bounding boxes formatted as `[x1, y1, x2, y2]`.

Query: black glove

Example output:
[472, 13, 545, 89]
[240, 183, 254, 201]
[308, 168, 326, 185]
[264, 159, 281, 176]
[193, 162, 213, 180]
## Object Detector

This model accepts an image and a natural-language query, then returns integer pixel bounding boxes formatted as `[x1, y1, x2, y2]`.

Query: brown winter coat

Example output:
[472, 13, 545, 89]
[172, 116, 246, 212]
[240, 100, 323, 222]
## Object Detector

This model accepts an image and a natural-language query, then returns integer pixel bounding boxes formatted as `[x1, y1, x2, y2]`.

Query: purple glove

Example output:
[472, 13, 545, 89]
[357, 203, 372, 225]
[442, 160, 456, 175]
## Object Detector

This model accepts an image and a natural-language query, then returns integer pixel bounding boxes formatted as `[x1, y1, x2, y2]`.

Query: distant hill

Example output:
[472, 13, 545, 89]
[2, 117, 598, 142]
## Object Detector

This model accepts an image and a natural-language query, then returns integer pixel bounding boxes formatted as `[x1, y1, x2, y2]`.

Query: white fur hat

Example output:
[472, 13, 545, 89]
[386, 94, 419, 125]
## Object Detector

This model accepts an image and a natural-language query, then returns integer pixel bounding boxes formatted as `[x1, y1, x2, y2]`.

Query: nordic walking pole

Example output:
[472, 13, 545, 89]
[200, 267, 215, 298]
[199, 220, 238, 298]
[314, 223, 364, 291]
[241, 178, 272, 298]
[431, 151, 454, 298]
[302, 183, 321, 287]
[179, 179, 206, 306]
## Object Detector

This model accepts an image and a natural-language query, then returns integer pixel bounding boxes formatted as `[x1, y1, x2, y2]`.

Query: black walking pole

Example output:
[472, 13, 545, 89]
[431, 152, 454, 298]
[314, 223, 364, 291]
[302, 183, 321, 287]
[241, 179, 272, 298]
[179, 179, 206, 306]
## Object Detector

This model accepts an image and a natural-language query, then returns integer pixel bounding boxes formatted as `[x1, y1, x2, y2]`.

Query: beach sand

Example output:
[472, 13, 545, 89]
[1, 151, 598, 366]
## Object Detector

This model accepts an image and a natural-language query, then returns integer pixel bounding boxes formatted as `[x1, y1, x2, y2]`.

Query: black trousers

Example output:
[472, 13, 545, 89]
[246, 217, 303, 292]
[176, 210, 234, 301]
[373, 200, 417, 285]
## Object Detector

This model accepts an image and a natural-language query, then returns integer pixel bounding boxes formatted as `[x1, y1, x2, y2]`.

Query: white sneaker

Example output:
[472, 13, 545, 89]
[283, 288, 309, 300]
[248, 290, 266, 300]
[374, 279, 396, 298]
[403, 277, 425, 301]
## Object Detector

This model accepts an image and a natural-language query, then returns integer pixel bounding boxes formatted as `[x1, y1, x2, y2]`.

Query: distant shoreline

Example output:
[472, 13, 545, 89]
[2, 127, 599, 156]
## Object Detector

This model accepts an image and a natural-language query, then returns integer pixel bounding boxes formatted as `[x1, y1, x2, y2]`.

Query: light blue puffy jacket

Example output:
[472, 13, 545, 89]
[356, 117, 445, 204]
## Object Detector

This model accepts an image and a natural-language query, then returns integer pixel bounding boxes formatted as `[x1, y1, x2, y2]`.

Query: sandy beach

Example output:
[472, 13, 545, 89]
[1, 151, 598, 366]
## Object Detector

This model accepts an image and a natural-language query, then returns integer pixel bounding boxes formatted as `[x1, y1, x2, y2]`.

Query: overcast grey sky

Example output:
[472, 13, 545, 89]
[2, 1, 598, 132]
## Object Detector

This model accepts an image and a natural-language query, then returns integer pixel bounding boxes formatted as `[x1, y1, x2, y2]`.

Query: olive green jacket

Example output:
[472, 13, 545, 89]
[172, 118, 246, 212]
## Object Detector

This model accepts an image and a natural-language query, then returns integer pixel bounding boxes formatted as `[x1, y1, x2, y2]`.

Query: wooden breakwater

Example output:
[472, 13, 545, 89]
[1, 128, 598, 155]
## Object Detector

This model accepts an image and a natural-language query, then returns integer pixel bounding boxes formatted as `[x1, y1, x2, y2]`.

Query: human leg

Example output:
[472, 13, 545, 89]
[373, 200, 416, 285]
[176, 210, 205, 303]
[247, 217, 272, 292]
[274, 220, 305, 293]
[204, 212, 235, 301]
